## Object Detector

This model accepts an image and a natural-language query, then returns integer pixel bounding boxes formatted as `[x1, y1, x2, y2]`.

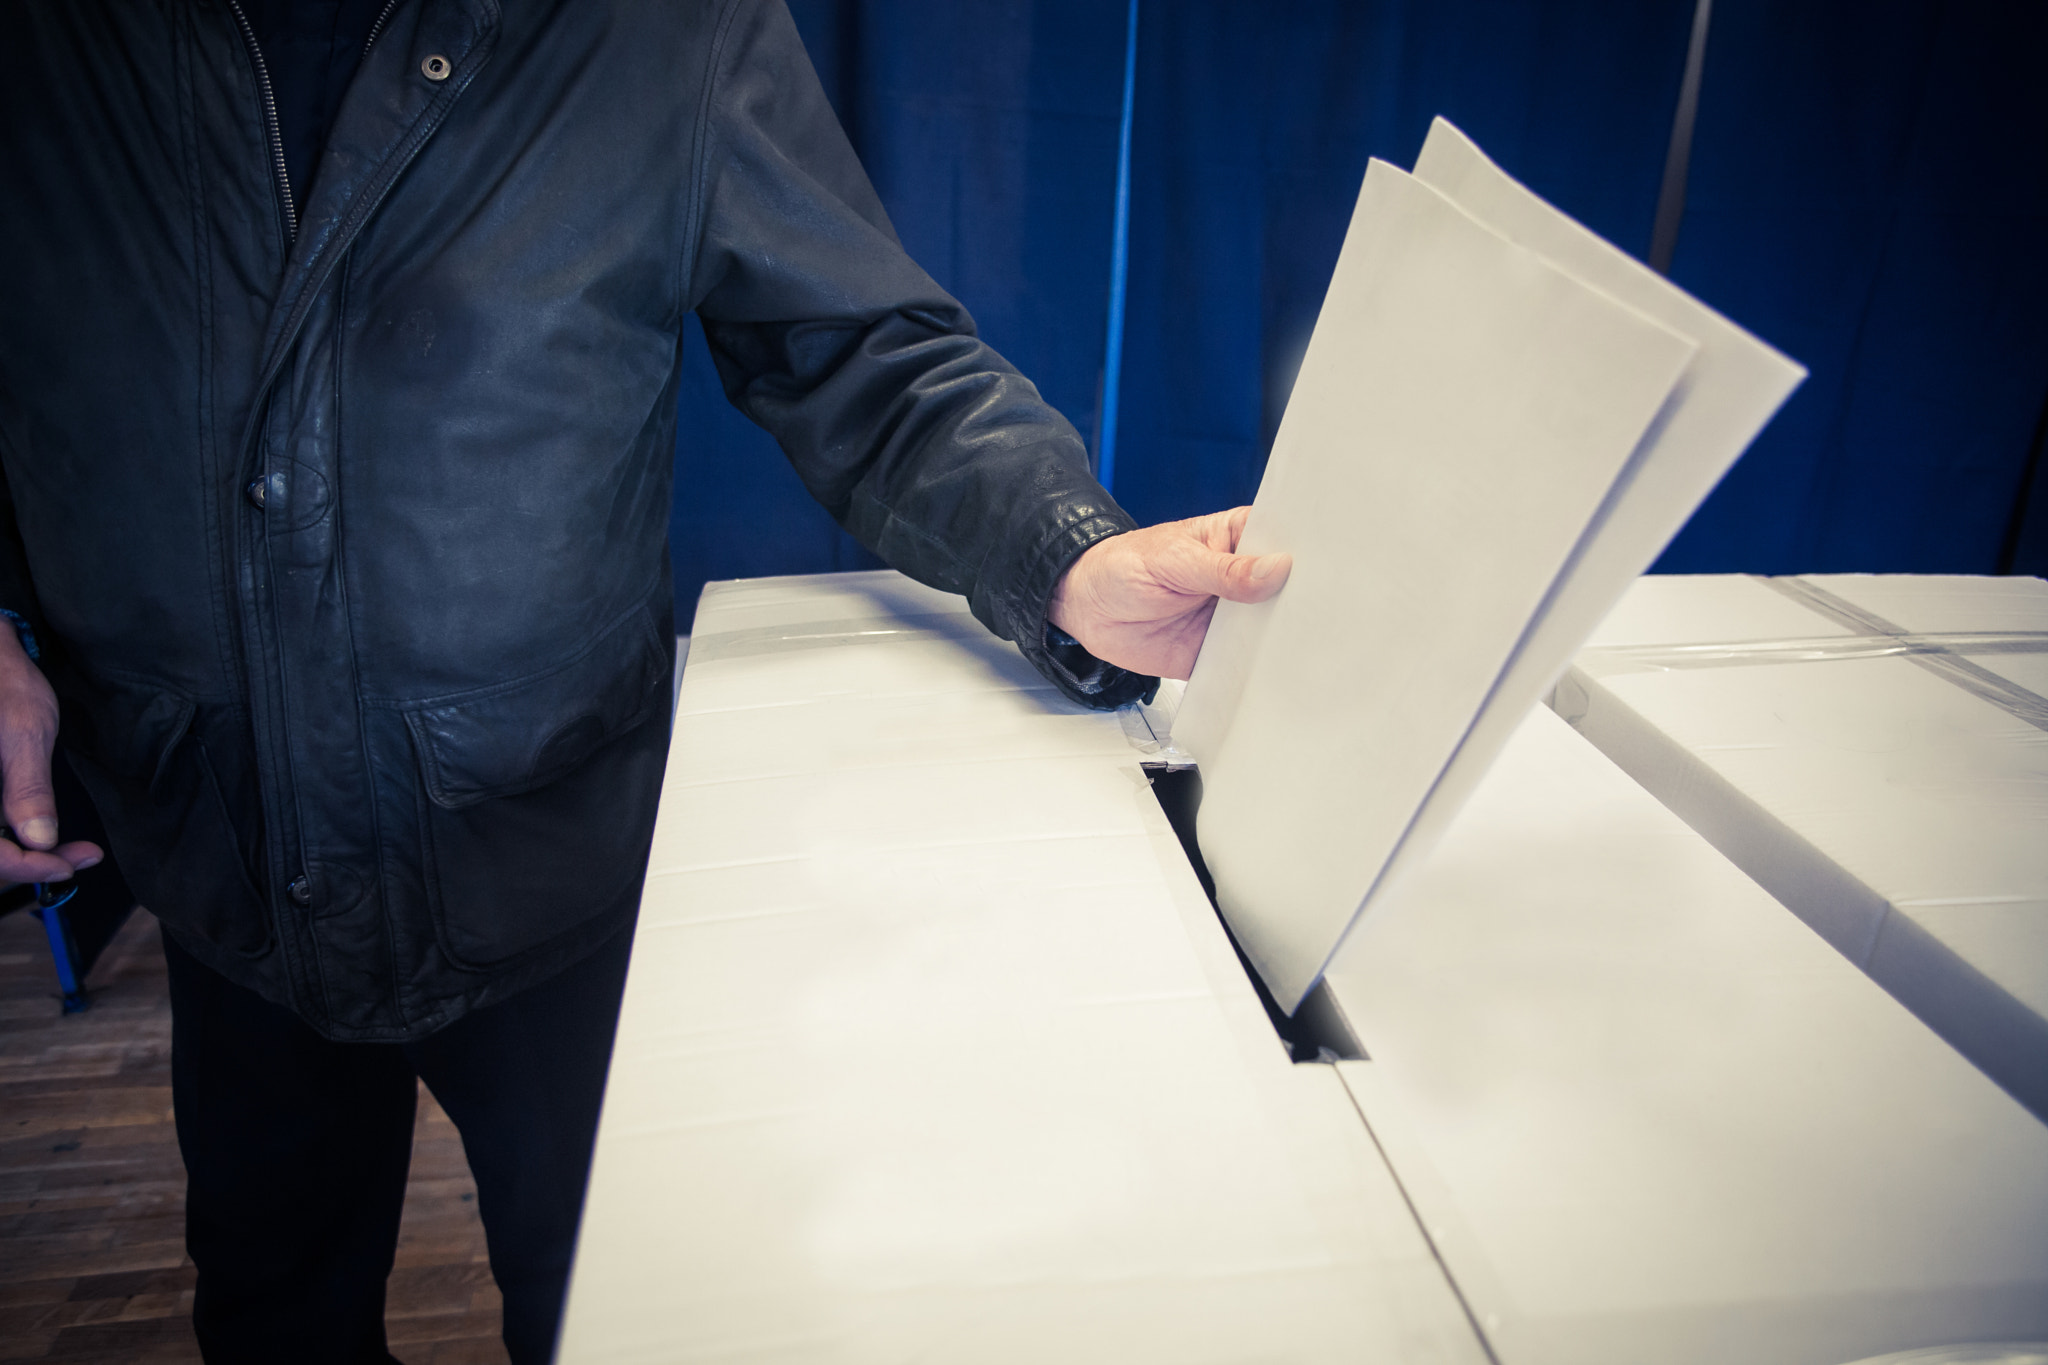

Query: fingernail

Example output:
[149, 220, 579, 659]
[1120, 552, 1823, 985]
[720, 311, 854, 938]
[18, 818, 56, 848]
[1249, 556, 1277, 582]
[75, 854, 102, 871]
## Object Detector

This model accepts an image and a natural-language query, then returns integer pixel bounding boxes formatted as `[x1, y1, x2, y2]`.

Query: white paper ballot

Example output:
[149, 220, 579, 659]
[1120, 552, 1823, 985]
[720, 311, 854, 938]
[1177, 122, 1802, 1012]
[1373, 122, 1808, 938]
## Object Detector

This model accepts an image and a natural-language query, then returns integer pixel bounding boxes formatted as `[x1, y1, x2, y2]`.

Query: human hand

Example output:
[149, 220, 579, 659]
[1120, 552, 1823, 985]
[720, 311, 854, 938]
[1047, 506, 1291, 680]
[0, 625, 101, 884]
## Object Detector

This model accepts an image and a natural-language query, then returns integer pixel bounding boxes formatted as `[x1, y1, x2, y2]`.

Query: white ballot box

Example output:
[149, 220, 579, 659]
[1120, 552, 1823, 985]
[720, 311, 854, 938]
[556, 572, 1486, 1365]
[1323, 702, 2048, 1365]
[563, 572, 2048, 1364]
[1554, 573, 2048, 1121]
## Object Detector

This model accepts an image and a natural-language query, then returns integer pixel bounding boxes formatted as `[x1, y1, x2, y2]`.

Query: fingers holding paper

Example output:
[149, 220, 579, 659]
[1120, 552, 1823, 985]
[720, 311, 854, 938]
[1048, 506, 1291, 681]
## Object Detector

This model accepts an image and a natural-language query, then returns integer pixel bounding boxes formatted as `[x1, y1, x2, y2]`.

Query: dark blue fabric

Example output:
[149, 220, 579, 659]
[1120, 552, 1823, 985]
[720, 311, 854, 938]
[1111, 0, 1697, 526]
[1658, 0, 2048, 574]
[671, 0, 2048, 621]
[243, 0, 387, 204]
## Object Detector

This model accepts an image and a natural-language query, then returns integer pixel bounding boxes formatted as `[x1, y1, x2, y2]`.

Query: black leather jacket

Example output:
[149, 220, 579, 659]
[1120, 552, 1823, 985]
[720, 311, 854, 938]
[0, 0, 1150, 1040]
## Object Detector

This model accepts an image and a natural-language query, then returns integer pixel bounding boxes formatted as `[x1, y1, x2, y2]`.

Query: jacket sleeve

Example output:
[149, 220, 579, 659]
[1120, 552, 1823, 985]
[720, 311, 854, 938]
[685, 0, 1153, 709]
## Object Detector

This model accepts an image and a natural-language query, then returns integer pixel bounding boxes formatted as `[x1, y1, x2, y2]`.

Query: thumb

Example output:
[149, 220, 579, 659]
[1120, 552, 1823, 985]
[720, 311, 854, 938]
[0, 720, 59, 851]
[1180, 544, 1292, 604]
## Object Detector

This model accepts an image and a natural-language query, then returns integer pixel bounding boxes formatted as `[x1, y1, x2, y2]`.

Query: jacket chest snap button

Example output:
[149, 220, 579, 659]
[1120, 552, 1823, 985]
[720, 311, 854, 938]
[287, 876, 313, 907]
[421, 54, 451, 81]
[246, 471, 285, 509]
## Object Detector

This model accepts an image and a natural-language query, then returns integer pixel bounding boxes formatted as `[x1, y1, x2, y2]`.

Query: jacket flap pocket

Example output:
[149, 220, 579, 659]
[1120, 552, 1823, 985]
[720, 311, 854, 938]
[59, 669, 197, 794]
[404, 608, 668, 810]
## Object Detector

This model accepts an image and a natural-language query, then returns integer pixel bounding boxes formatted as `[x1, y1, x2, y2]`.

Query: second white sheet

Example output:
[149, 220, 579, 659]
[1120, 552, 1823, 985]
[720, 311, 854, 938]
[1174, 157, 1697, 1010]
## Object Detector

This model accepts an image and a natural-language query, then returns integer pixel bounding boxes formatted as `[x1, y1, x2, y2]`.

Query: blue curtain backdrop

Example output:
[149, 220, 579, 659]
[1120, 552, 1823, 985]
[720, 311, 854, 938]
[668, 0, 2048, 627]
[1659, 0, 2048, 574]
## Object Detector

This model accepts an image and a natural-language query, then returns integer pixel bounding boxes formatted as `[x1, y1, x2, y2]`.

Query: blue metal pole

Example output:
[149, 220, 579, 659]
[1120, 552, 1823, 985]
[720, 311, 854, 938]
[1097, 0, 1139, 495]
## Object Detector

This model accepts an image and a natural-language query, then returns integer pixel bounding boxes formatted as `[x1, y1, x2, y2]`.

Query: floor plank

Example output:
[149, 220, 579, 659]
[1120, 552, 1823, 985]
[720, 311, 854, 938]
[0, 907, 508, 1363]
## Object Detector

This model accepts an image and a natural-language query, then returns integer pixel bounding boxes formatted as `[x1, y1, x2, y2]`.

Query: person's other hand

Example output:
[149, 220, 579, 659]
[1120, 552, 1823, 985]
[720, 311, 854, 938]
[0, 625, 101, 884]
[1048, 506, 1291, 680]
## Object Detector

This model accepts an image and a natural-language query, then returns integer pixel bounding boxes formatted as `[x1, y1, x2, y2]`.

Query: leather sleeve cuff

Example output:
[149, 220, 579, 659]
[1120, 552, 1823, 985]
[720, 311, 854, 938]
[1001, 514, 1158, 711]
[1033, 622, 1157, 709]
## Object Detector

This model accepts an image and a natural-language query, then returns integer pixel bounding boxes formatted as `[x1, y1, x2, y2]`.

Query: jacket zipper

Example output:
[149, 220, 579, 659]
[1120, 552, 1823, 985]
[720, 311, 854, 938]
[223, 0, 297, 242]
[363, 0, 405, 58]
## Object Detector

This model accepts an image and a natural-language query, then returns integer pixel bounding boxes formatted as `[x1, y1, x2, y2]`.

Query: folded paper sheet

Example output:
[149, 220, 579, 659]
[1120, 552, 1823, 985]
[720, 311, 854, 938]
[1176, 120, 1803, 1011]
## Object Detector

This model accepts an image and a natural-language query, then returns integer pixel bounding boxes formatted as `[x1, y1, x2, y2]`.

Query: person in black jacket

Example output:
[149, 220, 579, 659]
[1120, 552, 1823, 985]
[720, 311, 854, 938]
[0, 1, 1288, 1361]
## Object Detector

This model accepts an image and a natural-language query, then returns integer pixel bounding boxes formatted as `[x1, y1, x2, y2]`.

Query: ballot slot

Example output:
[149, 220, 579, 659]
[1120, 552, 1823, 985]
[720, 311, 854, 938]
[1143, 762, 1363, 1063]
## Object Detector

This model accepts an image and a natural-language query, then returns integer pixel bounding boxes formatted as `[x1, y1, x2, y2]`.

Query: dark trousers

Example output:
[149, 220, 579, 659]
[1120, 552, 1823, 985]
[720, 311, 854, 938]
[162, 924, 634, 1365]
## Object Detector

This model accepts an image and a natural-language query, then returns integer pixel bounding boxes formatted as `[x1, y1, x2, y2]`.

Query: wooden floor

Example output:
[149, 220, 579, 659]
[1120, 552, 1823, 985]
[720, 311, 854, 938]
[0, 906, 509, 1363]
